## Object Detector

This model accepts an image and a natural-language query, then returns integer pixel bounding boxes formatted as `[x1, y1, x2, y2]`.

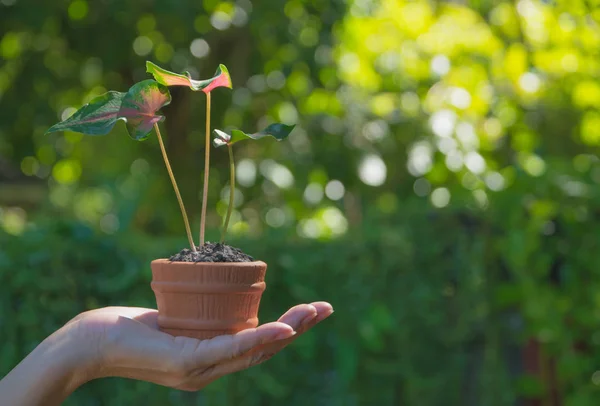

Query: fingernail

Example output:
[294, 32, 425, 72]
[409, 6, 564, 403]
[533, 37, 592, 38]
[316, 309, 334, 323]
[301, 313, 318, 326]
[275, 330, 296, 341]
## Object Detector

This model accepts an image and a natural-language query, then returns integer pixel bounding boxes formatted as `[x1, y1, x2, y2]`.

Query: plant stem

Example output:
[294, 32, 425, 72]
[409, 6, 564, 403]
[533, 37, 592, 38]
[154, 123, 196, 252]
[199, 92, 211, 246]
[221, 144, 235, 243]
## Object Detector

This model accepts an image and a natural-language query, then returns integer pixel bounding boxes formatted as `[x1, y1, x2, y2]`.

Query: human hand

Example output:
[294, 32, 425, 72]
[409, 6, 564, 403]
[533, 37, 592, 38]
[64, 302, 333, 391]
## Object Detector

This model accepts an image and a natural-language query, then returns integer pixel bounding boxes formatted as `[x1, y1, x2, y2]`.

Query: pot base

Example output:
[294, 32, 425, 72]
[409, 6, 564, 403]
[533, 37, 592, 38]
[160, 328, 236, 340]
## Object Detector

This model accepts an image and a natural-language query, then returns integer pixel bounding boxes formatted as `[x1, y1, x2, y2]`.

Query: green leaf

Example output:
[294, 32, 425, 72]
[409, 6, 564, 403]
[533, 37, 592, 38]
[213, 123, 296, 147]
[146, 61, 232, 93]
[117, 80, 171, 140]
[46, 91, 125, 135]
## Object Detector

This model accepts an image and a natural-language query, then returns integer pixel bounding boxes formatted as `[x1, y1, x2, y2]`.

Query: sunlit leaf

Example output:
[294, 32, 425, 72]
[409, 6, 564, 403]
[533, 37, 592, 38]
[213, 123, 296, 147]
[146, 61, 232, 93]
[117, 80, 171, 140]
[46, 91, 125, 135]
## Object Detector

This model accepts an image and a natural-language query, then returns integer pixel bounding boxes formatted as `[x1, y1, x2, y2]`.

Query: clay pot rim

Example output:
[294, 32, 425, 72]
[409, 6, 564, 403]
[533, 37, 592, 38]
[152, 258, 266, 267]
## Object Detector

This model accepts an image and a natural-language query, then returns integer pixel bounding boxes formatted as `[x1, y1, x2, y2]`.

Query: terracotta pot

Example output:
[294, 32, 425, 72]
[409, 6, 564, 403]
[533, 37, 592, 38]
[151, 259, 267, 340]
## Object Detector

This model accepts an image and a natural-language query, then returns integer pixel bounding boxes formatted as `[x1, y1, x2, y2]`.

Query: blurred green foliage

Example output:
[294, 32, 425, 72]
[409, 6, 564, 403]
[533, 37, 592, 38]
[2, 0, 600, 404]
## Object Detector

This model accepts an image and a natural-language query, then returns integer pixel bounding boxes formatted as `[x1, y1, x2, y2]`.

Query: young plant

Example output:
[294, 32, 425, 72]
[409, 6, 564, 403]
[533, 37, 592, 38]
[146, 62, 232, 246]
[213, 123, 295, 242]
[46, 80, 198, 252]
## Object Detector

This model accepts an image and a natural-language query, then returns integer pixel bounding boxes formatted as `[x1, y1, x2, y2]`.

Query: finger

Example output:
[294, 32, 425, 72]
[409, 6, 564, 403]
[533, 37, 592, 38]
[305, 302, 334, 326]
[277, 304, 318, 330]
[278, 302, 333, 334]
[67, 307, 159, 328]
[197, 347, 277, 381]
[263, 302, 334, 352]
[100, 307, 160, 328]
[193, 322, 295, 365]
[204, 302, 335, 380]
[246, 302, 334, 362]
[130, 309, 160, 329]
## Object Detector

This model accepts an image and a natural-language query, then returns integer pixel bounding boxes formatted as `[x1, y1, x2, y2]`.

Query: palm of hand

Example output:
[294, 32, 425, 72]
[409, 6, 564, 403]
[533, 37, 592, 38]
[65, 303, 333, 391]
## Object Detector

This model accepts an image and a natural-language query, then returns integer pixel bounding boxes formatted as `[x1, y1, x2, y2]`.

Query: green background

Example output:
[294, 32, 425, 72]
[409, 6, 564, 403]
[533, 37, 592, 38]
[1, 0, 600, 404]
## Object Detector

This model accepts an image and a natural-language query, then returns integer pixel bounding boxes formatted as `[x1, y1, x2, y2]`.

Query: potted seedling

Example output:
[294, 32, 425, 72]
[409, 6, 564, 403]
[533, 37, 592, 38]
[47, 62, 295, 339]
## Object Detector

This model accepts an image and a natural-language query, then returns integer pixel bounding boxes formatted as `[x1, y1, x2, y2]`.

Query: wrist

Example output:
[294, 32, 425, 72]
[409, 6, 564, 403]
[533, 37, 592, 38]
[44, 319, 104, 389]
[0, 321, 100, 406]
[30, 331, 95, 401]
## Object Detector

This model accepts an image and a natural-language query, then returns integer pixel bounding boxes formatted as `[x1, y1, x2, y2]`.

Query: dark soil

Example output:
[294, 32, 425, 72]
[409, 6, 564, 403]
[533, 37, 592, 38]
[169, 242, 254, 263]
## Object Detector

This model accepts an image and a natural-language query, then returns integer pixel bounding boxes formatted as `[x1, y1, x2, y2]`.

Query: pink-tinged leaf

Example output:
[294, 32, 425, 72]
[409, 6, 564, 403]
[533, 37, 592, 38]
[117, 80, 171, 140]
[213, 129, 230, 147]
[46, 91, 125, 135]
[213, 123, 296, 148]
[146, 61, 232, 94]
[201, 65, 231, 93]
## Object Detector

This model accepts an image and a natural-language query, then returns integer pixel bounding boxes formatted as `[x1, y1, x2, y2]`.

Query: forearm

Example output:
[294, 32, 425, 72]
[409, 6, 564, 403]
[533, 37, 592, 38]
[0, 326, 95, 406]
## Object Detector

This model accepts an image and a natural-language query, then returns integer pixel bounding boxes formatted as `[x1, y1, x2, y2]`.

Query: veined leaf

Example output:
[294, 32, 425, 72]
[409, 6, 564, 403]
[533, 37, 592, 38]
[46, 91, 125, 135]
[117, 80, 171, 140]
[213, 123, 296, 147]
[146, 61, 232, 94]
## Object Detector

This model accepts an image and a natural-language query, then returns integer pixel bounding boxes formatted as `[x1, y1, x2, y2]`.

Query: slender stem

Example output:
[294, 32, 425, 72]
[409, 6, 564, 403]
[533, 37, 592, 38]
[221, 144, 235, 243]
[199, 92, 211, 246]
[154, 123, 196, 252]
